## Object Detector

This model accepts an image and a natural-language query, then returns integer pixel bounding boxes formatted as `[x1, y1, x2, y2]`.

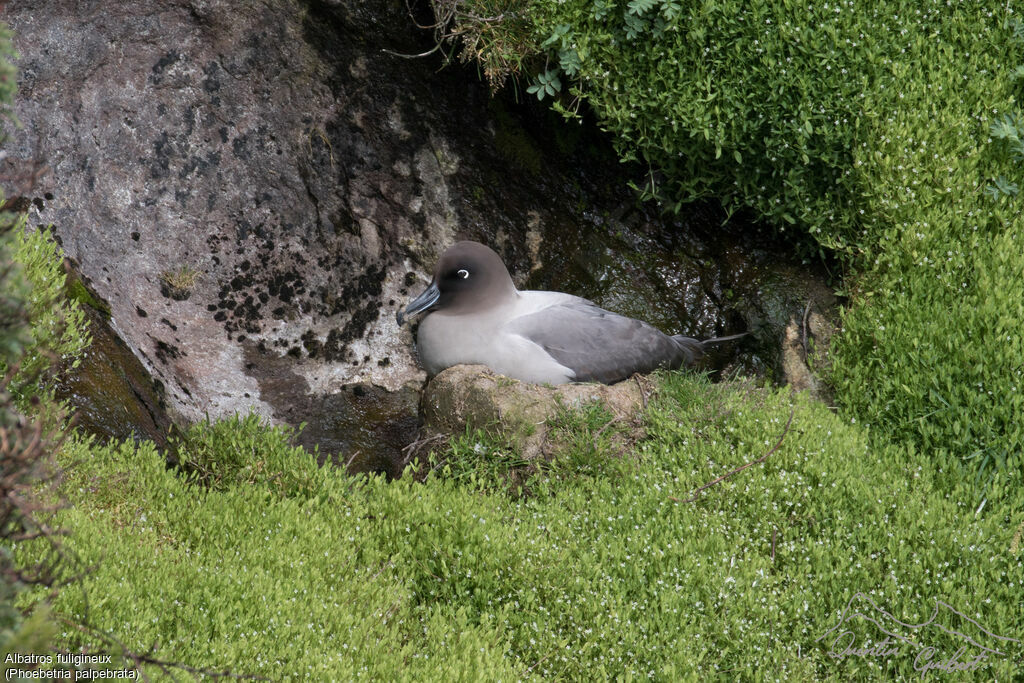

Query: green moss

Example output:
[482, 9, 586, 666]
[65, 277, 110, 317]
[14, 375, 1022, 679]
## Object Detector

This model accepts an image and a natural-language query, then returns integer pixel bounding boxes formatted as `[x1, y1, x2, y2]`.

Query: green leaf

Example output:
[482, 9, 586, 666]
[627, 0, 658, 16]
[540, 24, 571, 49]
[989, 113, 1023, 141]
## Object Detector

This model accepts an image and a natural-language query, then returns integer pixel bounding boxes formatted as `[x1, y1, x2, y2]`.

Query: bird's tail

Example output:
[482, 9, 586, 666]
[671, 335, 706, 366]
[671, 332, 748, 367]
[700, 332, 749, 346]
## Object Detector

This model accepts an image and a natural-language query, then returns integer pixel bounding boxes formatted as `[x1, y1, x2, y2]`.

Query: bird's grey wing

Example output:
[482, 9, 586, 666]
[504, 300, 696, 384]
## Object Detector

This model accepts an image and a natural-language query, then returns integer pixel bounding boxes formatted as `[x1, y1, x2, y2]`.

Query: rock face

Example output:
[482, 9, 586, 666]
[0, 0, 837, 472]
[3, 0, 543, 470]
[51, 302, 173, 447]
[5, 1, 447, 406]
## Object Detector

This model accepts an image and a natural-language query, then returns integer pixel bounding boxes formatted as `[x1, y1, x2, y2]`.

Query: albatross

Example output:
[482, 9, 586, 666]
[397, 240, 745, 384]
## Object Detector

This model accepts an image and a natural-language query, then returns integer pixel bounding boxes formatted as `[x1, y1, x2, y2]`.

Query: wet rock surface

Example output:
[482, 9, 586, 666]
[520, 201, 839, 383]
[2, 0, 838, 472]
[52, 301, 173, 447]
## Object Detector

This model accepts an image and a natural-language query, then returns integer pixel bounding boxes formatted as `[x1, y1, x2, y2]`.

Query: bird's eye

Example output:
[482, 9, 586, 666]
[457, 269, 470, 279]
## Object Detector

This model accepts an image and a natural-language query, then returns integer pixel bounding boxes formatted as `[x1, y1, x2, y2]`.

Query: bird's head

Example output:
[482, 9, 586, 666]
[397, 241, 516, 326]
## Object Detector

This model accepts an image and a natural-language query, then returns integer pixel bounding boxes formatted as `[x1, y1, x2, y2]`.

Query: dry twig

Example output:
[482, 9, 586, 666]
[591, 415, 622, 448]
[633, 374, 651, 411]
[680, 407, 796, 503]
[401, 432, 447, 467]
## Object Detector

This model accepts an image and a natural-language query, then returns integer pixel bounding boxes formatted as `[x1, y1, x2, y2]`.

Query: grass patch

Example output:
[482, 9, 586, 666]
[425, 425, 532, 492]
[159, 265, 199, 301]
[170, 412, 327, 498]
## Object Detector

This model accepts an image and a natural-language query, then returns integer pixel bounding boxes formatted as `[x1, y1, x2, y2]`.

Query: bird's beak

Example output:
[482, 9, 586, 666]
[397, 281, 440, 326]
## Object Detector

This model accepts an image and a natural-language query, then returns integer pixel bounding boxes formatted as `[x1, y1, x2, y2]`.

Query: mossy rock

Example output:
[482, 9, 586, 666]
[421, 364, 649, 461]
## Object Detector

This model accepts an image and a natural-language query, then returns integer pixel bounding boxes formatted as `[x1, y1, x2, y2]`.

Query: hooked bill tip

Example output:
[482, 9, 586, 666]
[397, 281, 440, 327]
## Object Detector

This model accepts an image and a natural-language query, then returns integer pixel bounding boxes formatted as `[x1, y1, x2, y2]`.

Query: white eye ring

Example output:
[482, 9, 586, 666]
[457, 269, 470, 279]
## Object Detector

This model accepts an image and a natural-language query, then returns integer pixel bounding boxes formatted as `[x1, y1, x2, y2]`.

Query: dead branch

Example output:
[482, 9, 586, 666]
[401, 432, 447, 467]
[633, 374, 651, 411]
[591, 415, 622, 444]
[381, 42, 447, 60]
[680, 407, 795, 503]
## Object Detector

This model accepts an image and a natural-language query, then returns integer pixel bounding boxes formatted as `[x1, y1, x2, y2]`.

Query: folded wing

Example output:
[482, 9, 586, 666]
[505, 298, 702, 384]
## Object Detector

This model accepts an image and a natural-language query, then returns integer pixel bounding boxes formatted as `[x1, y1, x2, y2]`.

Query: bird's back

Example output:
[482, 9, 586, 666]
[504, 292, 699, 384]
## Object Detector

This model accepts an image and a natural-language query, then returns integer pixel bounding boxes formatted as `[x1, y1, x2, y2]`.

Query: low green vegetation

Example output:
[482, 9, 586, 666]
[439, 0, 1024, 492]
[1, 218, 89, 674]
[0, 219, 90, 404]
[170, 412, 327, 496]
[427, 399, 633, 494]
[14, 376, 1023, 679]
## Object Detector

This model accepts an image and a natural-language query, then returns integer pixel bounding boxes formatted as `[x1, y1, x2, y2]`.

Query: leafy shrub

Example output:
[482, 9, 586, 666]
[832, 225, 1024, 496]
[1, 222, 82, 675]
[495, 1, 1016, 248]
[986, 19, 1024, 198]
